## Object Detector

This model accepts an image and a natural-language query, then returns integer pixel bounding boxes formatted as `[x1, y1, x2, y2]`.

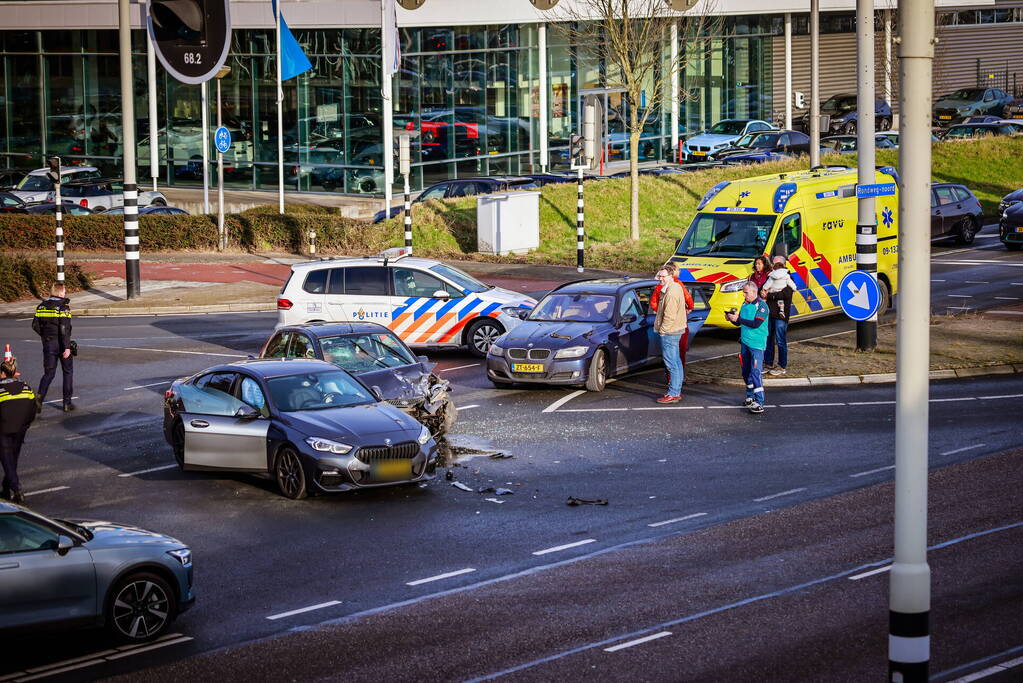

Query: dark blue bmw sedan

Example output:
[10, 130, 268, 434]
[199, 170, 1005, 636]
[486, 278, 708, 391]
[163, 359, 438, 499]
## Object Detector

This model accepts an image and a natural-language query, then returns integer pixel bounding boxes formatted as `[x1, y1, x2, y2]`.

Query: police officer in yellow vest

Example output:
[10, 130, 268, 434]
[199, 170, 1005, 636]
[32, 283, 74, 412]
[0, 357, 37, 504]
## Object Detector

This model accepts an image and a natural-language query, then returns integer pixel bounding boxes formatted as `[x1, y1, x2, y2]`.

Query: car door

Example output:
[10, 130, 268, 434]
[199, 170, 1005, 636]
[773, 213, 821, 312]
[178, 371, 270, 472]
[934, 185, 961, 236]
[390, 266, 466, 345]
[930, 189, 943, 237]
[334, 266, 392, 326]
[0, 514, 96, 629]
[614, 289, 649, 371]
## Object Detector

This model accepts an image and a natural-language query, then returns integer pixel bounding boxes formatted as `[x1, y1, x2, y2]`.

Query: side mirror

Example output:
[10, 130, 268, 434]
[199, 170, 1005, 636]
[370, 385, 383, 401]
[432, 290, 450, 299]
[620, 313, 638, 325]
[234, 404, 261, 419]
[57, 535, 74, 556]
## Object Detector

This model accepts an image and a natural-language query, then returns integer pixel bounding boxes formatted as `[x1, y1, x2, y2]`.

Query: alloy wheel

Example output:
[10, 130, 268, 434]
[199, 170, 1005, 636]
[276, 449, 306, 499]
[470, 321, 502, 356]
[111, 579, 170, 640]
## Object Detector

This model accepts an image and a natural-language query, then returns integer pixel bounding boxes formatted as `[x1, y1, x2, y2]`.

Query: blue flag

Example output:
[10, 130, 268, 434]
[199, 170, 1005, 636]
[271, 0, 313, 81]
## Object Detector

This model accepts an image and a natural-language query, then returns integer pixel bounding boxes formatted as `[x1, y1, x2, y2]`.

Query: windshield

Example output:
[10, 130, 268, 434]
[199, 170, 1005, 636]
[15, 176, 51, 192]
[527, 293, 615, 322]
[821, 96, 856, 112]
[946, 126, 991, 138]
[320, 333, 417, 373]
[708, 121, 747, 135]
[735, 133, 779, 149]
[267, 370, 373, 411]
[428, 263, 490, 293]
[944, 89, 984, 101]
[676, 212, 776, 258]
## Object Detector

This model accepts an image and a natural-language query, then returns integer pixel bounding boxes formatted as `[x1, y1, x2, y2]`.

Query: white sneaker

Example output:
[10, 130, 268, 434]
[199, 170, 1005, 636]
[748, 401, 765, 414]
[769, 368, 787, 376]
[743, 397, 755, 407]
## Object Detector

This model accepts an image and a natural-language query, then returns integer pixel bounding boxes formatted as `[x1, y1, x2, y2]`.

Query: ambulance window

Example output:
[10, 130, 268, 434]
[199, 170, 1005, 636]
[777, 214, 802, 256]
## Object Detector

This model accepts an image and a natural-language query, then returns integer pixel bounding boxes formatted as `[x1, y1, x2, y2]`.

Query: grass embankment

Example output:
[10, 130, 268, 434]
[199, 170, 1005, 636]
[688, 314, 1023, 380]
[380, 136, 1023, 274]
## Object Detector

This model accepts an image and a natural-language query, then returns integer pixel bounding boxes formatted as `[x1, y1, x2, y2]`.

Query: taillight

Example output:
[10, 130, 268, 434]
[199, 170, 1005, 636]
[277, 298, 293, 310]
[80, 199, 88, 207]
[164, 390, 174, 399]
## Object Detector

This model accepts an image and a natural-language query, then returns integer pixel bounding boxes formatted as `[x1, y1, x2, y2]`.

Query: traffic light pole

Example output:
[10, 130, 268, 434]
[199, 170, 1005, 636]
[889, 0, 933, 678]
[118, 0, 140, 299]
[855, 0, 878, 351]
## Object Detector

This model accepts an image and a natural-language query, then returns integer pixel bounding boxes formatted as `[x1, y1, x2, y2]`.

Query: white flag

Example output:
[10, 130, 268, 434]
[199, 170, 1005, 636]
[382, 0, 401, 76]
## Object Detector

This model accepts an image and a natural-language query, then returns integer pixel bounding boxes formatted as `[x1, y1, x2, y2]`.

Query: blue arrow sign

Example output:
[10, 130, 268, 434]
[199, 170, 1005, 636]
[838, 270, 881, 321]
[856, 182, 896, 199]
[214, 126, 232, 154]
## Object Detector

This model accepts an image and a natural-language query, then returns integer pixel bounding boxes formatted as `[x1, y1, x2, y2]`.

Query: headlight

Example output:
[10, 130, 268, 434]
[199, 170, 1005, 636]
[719, 279, 748, 293]
[489, 343, 504, 357]
[417, 424, 431, 445]
[555, 346, 589, 359]
[167, 548, 192, 567]
[500, 305, 524, 316]
[305, 437, 353, 454]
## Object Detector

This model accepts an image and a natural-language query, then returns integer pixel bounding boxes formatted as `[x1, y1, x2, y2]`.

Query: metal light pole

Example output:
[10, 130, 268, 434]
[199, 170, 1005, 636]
[538, 23, 549, 172]
[784, 13, 793, 130]
[216, 66, 231, 252]
[201, 81, 210, 214]
[855, 0, 877, 351]
[118, 0, 140, 299]
[670, 21, 680, 162]
[809, 0, 821, 167]
[275, 0, 285, 214]
[146, 26, 159, 191]
[889, 0, 934, 678]
[381, 0, 394, 218]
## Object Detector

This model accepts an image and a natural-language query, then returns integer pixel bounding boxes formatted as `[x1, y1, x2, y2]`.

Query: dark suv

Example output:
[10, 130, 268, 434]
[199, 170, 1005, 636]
[373, 176, 538, 223]
[796, 94, 893, 134]
[931, 183, 983, 245]
[933, 88, 1014, 126]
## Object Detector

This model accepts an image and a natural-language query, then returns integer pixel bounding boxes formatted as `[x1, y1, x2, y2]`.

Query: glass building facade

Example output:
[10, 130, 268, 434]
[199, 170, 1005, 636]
[0, 22, 775, 194]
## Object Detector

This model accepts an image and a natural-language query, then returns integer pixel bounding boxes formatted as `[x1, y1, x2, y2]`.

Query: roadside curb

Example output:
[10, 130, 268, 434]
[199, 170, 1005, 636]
[75, 302, 276, 316]
[688, 363, 1023, 387]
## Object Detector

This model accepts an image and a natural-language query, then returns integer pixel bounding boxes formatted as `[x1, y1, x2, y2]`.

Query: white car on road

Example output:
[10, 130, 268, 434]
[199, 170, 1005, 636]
[277, 249, 537, 357]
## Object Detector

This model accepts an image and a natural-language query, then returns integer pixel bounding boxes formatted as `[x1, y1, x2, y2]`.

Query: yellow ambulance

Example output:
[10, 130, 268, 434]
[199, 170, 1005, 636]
[669, 166, 900, 328]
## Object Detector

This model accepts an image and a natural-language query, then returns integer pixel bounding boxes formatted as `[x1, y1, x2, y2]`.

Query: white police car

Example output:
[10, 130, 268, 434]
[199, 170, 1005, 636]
[277, 249, 537, 357]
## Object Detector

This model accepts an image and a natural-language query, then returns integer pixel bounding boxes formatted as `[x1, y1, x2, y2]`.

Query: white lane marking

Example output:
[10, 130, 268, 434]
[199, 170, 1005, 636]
[406, 567, 477, 586]
[947, 294, 973, 298]
[123, 381, 171, 390]
[15, 317, 32, 321]
[933, 259, 1023, 267]
[631, 405, 705, 411]
[1012, 283, 1023, 286]
[941, 443, 985, 456]
[950, 655, 1023, 683]
[603, 631, 672, 653]
[707, 405, 746, 409]
[848, 565, 892, 581]
[994, 297, 1020, 300]
[23, 486, 70, 497]
[459, 404, 480, 410]
[117, 464, 178, 478]
[779, 402, 846, 408]
[88, 344, 246, 358]
[558, 407, 629, 413]
[979, 393, 1023, 400]
[964, 281, 988, 284]
[532, 539, 597, 556]
[753, 488, 806, 503]
[931, 397, 976, 402]
[103, 635, 194, 660]
[6, 634, 190, 681]
[64, 422, 149, 441]
[542, 389, 586, 414]
[848, 400, 896, 406]
[43, 396, 79, 405]
[931, 279, 946, 282]
[850, 465, 895, 478]
[989, 310, 1023, 315]
[266, 600, 342, 621]
[648, 512, 707, 528]
[439, 363, 480, 373]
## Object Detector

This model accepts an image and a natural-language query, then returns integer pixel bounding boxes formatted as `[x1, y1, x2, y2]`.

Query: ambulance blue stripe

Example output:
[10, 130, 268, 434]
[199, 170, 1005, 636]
[457, 297, 483, 321]
[789, 271, 824, 312]
[411, 298, 438, 320]
[677, 268, 696, 281]
[810, 267, 841, 306]
[391, 297, 419, 319]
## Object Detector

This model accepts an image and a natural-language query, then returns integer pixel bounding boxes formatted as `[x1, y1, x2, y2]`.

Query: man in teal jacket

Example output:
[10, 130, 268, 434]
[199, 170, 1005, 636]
[725, 281, 770, 414]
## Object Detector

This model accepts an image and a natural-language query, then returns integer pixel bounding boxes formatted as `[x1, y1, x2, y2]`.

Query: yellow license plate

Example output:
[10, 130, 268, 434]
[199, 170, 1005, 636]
[1013, 115, 1023, 120]
[1015, 227, 1023, 233]
[691, 151, 706, 157]
[512, 363, 544, 373]
[939, 116, 952, 120]
[371, 460, 412, 481]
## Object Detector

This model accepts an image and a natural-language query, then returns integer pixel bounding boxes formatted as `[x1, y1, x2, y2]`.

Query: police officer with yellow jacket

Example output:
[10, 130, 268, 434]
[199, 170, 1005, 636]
[32, 283, 74, 412]
[0, 357, 36, 504]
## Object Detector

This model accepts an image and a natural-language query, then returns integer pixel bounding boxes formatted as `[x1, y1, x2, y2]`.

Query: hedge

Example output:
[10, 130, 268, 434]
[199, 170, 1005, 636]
[0, 254, 91, 302]
[0, 207, 391, 254]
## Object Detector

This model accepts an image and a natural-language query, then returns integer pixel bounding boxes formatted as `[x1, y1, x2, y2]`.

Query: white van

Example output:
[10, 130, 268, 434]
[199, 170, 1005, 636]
[277, 249, 537, 357]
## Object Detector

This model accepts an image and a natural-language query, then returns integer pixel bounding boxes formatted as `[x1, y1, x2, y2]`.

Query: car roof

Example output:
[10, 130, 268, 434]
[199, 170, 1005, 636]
[290, 255, 448, 271]
[213, 358, 339, 378]
[62, 177, 118, 186]
[550, 277, 657, 295]
[27, 166, 99, 175]
[0, 501, 18, 513]
[278, 321, 395, 336]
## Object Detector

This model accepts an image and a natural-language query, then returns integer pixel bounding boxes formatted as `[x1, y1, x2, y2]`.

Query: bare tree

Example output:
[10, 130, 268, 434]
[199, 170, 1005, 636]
[552, 0, 718, 240]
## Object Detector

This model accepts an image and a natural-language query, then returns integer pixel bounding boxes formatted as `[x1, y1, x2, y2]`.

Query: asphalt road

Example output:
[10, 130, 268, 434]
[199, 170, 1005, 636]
[0, 237, 1020, 682]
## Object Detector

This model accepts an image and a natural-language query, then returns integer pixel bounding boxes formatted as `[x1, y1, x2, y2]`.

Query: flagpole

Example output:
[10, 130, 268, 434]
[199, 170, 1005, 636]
[381, 0, 394, 216]
[275, 0, 285, 214]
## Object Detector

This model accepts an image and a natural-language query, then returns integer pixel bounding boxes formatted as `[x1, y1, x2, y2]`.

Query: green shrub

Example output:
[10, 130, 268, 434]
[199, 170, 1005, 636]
[0, 254, 91, 302]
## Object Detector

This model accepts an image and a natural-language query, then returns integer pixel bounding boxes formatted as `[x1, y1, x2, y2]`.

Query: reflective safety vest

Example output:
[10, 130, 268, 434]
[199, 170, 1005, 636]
[0, 380, 36, 434]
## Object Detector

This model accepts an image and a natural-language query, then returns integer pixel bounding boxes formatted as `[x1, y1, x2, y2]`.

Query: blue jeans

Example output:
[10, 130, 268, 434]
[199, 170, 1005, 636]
[661, 332, 684, 396]
[764, 318, 788, 369]
[740, 344, 765, 403]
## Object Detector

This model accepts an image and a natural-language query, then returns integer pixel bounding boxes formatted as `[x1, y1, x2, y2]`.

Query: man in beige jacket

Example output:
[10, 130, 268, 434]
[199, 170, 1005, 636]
[654, 266, 687, 403]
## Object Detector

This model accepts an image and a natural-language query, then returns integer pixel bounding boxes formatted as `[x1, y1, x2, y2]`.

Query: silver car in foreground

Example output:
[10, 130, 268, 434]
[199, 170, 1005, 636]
[0, 502, 194, 641]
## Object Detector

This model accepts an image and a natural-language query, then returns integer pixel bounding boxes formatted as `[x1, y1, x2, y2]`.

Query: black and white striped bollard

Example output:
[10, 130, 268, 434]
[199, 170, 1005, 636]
[576, 167, 584, 273]
[309, 228, 316, 257]
[123, 183, 140, 297]
[403, 175, 413, 252]
[55, 180, 64, 284]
